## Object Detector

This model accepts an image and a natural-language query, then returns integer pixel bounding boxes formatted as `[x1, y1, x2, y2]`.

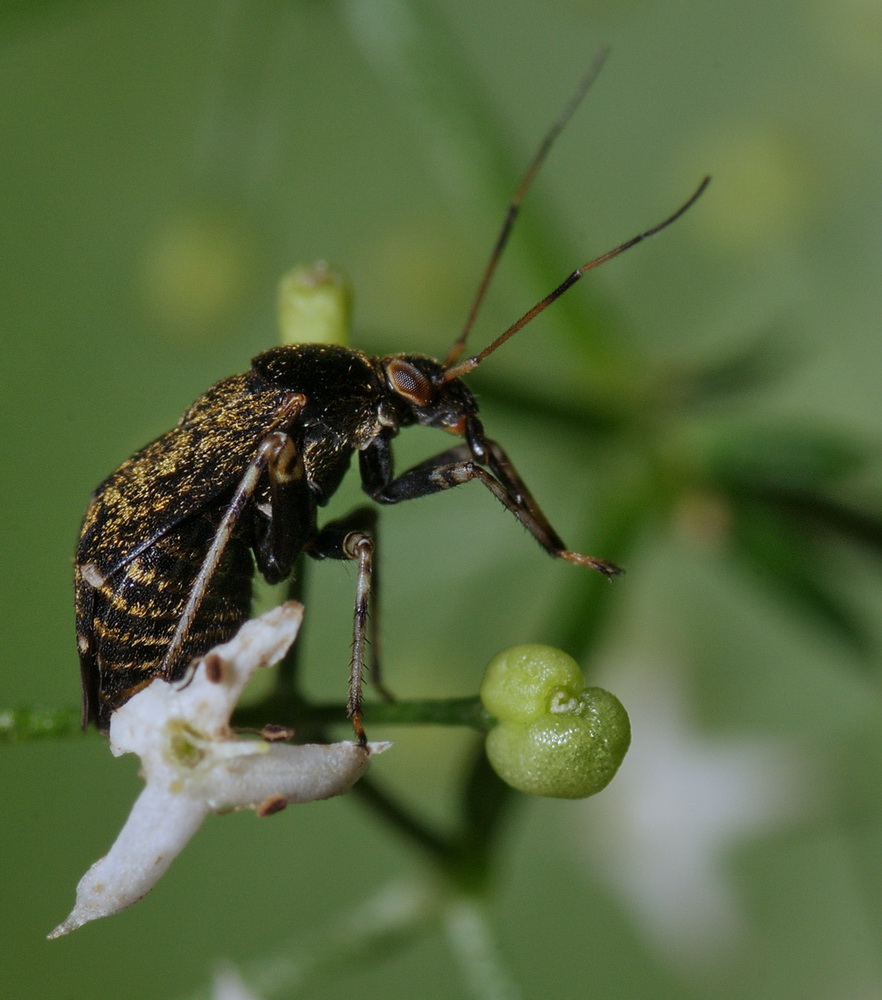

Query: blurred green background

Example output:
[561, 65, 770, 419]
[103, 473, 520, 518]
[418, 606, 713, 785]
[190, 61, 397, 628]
[3, 1, 882, 998]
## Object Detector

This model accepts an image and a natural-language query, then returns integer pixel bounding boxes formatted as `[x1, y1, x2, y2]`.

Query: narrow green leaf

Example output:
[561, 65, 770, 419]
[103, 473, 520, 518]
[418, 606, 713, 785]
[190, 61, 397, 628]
[730, 502, 871, 656]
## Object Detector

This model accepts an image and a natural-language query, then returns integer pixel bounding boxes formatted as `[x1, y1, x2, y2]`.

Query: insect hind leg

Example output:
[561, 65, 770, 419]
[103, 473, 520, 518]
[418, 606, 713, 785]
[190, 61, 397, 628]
[160, 429, 301, 680]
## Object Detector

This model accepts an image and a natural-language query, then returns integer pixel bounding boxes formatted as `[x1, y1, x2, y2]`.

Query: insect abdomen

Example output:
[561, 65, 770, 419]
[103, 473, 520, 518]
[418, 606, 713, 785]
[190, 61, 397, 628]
[78, 515, 254, 731]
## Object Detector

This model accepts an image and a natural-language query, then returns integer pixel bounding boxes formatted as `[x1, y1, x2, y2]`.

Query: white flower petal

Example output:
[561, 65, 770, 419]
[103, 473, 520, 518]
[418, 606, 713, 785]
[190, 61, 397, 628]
[48, 781, 207, 939]
[110, 601, 306, 755]
[196, 740, 388, 812]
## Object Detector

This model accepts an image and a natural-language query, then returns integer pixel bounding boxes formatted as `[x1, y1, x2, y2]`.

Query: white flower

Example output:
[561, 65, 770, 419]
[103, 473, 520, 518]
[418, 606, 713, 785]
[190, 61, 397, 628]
[49, 601, 390, 939]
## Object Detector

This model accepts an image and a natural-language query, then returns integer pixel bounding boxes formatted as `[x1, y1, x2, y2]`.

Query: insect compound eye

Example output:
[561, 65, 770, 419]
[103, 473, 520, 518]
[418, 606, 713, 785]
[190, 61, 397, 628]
[386, 359, 435, 408]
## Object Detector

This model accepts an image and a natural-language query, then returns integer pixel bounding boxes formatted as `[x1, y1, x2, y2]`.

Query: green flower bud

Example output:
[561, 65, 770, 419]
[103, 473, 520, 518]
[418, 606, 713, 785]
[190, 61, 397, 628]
[277, 262, 352, 347]
[481, 645, 630, 799]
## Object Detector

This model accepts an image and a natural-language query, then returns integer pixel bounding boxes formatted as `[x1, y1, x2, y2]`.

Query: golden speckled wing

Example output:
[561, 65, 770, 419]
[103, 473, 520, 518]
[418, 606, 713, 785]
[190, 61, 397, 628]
[77, 374, 302, 580]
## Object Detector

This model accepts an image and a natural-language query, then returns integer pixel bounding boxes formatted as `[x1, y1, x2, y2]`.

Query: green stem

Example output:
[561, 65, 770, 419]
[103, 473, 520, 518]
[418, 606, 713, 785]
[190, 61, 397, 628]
[351, 774, 452, 862]
[233, 694, 490, 734]
[0, 706, 84, 743]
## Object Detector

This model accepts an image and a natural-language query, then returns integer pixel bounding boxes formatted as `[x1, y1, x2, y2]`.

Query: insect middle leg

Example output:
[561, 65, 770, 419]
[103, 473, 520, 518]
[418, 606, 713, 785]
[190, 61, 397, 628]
[307, 506, 383, 744]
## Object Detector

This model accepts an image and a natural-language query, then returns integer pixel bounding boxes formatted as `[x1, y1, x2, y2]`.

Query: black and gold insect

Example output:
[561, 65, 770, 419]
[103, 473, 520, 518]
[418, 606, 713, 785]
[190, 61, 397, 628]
[75, 56, 707, 743]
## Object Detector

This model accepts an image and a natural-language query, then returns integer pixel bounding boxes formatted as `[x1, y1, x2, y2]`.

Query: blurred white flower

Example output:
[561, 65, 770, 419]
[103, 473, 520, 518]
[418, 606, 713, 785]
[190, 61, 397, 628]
[49, 602, 389, 939]
[574, 659, 808, 968]
[211, 963, 264, 1000]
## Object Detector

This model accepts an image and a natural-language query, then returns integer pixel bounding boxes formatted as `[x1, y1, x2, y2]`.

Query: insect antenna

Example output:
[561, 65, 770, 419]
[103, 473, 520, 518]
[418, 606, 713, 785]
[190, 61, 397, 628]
[442, 45, 611, 371]
[443, 175, 710, 382]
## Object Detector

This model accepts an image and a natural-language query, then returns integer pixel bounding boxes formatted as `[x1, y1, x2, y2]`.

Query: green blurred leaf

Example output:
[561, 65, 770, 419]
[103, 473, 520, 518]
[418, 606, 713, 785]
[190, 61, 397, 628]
[758, 488, 882, 558]
[671, 332, 794, 408]
[729, 500, 872, 656]
[705, 424, 872, 492]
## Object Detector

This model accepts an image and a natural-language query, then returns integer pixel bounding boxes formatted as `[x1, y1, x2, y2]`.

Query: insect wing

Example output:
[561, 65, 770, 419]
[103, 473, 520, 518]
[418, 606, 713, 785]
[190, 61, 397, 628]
[77, 374, 304, 583]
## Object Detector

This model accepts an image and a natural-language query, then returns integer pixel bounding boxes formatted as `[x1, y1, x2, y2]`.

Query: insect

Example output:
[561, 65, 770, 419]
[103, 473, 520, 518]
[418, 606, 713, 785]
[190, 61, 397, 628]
[75, 51, 708, 741]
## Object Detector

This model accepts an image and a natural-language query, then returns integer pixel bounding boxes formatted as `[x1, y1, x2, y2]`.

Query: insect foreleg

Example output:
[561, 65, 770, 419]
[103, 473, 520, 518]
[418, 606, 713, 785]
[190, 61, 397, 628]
[364, 440, 621, 577]
[482, 438, 622, 576]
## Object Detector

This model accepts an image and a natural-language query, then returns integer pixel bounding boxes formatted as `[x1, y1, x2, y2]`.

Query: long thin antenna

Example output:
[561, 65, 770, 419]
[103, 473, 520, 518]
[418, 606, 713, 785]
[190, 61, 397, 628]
[443, 175, 711, 382]
[442, 45, 611, 370]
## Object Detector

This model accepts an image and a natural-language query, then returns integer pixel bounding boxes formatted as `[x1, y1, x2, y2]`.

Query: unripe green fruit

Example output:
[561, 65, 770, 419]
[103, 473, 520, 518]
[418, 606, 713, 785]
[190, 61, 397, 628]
[480, 645, 630, 799]
[480, 644, 584, 723]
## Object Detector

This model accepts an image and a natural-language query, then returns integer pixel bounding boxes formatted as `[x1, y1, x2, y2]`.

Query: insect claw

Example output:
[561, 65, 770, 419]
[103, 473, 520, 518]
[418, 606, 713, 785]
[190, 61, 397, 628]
[560, 550, 625, 578]
[350, 713, 368, 748]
